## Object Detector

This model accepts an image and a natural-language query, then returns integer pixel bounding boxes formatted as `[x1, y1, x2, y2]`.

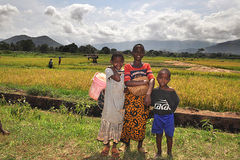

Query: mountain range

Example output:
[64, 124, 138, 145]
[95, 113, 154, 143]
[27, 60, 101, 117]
[93, 40, 215, 52]
[1, 35, 240, 55]
[1, 35, 62, 48]
[205, 39, 240, 54]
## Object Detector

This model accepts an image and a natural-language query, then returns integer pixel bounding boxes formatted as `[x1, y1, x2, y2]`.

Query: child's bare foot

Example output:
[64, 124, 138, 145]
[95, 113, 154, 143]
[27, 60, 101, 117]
[2, 130, 10, 135]
[119, 144, 130, 152]
[138, 147, 147, 154]
[1, 128, 10, 135]
[100, 145, 110, 156]
[111, 147, 120, 158]
[154, 153, 162, 160]
[167, 153, 173, 160]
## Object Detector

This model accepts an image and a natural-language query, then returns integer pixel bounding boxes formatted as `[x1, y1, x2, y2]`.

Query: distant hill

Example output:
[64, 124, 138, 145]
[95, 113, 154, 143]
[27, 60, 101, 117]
[178, 48, 198, 53]
[205, 39, 240, 55]
[2, 35, 62, 48]
[94, 40, 215, 52]
[3, 35, 239, 55]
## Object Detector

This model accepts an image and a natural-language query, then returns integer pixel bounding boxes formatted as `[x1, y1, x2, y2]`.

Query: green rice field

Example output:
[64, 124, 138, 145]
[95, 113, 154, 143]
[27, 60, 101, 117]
[0, 51, 239, 112]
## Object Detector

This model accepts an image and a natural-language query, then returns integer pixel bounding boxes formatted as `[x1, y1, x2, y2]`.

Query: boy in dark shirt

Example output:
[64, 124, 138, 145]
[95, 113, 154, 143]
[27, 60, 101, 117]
[151, 68, 179, 159]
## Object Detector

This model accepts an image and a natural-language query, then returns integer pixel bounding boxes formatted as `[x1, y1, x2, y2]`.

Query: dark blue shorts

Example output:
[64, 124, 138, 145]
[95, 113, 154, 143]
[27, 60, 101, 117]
[152, 113, 175, 137]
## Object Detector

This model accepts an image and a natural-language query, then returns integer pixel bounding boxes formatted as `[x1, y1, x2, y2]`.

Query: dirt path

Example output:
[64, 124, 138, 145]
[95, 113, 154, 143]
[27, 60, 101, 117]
[176, 107, 240, 119]
[164, 60, 240, 73]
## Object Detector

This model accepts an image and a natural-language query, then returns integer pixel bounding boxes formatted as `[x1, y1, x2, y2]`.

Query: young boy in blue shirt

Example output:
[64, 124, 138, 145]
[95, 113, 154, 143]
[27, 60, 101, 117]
[151, 68, 179, 159]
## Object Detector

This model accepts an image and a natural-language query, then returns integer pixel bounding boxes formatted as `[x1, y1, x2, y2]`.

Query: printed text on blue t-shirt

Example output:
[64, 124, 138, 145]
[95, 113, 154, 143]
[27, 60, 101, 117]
[154, 100, 171, 111]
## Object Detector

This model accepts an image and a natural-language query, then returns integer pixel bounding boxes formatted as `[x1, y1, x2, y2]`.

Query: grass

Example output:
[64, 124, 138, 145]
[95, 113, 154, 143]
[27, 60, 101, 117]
[0, 103, 240, 160]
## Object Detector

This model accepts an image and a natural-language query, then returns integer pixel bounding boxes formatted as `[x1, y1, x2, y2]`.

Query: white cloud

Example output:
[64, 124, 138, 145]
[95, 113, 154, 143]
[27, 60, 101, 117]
[23, 9, 32, 14]
[66, 4, 95, 22]
[44, 6, 62, 21]
[63, 22, 75, 34]
[0, 1, 48, 39]
[0, 4, 19, 28]
[44, 4, 95, 37]
[207, 0, 240, 11]
[44, 6, 57, 16]
[139, 8, 240, 42]
[1, 1, 240, 45]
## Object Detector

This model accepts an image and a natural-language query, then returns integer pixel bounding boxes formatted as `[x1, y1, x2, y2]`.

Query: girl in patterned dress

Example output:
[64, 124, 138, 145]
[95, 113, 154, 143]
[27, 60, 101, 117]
[120, 44, 155, 153]
[97, 53, 125, 158]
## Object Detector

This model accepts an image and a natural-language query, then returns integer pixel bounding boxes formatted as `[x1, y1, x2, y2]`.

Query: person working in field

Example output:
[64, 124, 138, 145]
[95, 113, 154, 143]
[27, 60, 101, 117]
[151, 68, 179, 159]
[120, 44, 155, 153]
[58, 57, 61, 65]
[48, 59, 53, 68]
[0, 120, 10, 135]
[97, 52, 125, 158]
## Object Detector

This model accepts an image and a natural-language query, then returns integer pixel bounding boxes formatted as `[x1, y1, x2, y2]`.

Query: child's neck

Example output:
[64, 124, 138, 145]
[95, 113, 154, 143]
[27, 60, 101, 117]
[159, 85, 169, 90]
[132, 61, 143, 68]
[112, 66, 120, 71]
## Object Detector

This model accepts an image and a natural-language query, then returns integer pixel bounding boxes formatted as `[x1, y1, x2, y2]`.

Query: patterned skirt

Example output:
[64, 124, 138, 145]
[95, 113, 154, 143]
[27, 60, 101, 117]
[120, 90, 150, 144]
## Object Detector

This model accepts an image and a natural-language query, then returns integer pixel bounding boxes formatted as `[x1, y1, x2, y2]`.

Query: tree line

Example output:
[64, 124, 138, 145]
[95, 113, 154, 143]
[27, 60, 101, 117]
[0, 39, 239, 59]
[0, 40, 112, 55]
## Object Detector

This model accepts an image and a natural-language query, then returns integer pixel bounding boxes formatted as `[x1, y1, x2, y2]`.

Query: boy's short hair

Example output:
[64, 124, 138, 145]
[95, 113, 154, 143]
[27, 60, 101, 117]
[132, 44, 145, 53]
[158, 68, 171, 78]
[111, 52, 124, 62]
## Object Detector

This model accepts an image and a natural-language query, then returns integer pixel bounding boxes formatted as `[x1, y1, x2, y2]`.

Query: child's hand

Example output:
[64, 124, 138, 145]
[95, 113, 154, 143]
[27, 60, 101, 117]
[143, 80, 149, 85]
[108, 66, 119, 73]
[108, 66, 115, 70]
[109, 67, 121, 82]
[144, 94, 151, 107]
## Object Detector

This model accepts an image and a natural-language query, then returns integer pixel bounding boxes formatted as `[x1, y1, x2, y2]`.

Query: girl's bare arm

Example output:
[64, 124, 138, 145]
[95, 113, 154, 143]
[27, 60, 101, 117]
[144, 78, 155, 106]
[146, 78, 155, 95]
[125, 80, 148, 87]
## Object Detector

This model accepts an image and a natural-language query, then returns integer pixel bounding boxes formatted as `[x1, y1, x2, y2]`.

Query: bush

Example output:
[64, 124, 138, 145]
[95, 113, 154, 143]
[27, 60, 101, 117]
[27, 86, 55, 97]
[10, 99, 32, 120]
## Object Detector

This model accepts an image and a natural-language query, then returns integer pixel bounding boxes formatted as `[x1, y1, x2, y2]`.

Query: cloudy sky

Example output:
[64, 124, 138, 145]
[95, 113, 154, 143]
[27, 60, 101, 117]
[0, 0, 240, 45]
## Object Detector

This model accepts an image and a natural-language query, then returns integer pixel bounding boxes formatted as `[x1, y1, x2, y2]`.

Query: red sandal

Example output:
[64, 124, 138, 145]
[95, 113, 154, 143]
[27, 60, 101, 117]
[100, 145, 110, 156]
[111, 147, 120, 158]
